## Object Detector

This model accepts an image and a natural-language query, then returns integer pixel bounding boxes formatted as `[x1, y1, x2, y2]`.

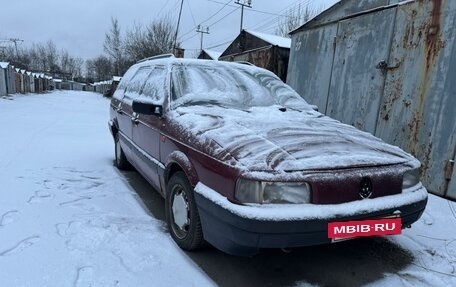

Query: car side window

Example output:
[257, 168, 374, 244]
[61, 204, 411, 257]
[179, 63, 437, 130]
[117, 67, 137, 91]
[140, 67, 167, 104]
[124, 67, 152, 103]
[113, 66, 138, 100]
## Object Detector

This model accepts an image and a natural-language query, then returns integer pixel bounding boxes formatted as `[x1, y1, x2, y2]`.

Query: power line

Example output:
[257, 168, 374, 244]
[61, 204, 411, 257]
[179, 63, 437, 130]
[249, 0, 311, 31]
[178, 5, 239, 44]
[200, 0, 232, 25]
[177, 0, 231, 41]
[180, 32, 199, 43]
[206, 39, 233, 49]
[156, 1, 171, 17]
[207, 6, 239, 27]
[207, 0, 296, 18]
[179, 7, 238, 49]
[186, 0, 197, 27]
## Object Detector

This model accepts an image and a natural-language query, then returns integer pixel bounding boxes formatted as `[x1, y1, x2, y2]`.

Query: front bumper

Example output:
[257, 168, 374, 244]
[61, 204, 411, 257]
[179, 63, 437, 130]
[194, 183, 428, 256]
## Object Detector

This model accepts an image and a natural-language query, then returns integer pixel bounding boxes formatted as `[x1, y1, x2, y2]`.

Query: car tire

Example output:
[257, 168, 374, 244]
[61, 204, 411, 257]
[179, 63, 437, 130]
[114, 133, 130, 170]
[166, 171, 205, 251]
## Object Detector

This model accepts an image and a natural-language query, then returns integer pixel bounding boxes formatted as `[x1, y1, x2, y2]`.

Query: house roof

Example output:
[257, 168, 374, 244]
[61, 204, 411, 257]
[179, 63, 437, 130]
[290, 0, 344, 34]
[244, 30, 291, 48]
[0, 62, 9, 69]
[202, 49, 222, 60]
[291, 0, 415, 34]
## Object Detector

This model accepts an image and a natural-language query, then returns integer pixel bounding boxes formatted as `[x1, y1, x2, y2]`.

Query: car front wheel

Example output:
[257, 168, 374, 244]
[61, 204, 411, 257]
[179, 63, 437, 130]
[114, 133, 129, 170]
[166, 171, 205, 250]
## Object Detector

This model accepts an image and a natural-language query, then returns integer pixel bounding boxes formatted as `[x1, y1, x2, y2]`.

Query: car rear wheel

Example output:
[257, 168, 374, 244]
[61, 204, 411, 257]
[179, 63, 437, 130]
[114, 133, 129, 170]
[166, 171, 205, 250]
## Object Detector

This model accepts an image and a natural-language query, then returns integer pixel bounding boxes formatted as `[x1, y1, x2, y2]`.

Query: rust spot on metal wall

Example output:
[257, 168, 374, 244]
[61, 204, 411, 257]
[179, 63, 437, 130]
[424, 0, 445, 71]
[445, 160, 455, 180]
[381, 78, 403, 121]
[409, 0, 444, 157]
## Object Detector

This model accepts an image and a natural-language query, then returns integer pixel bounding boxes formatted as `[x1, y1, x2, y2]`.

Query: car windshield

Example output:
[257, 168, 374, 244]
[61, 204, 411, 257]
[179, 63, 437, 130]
[170, 64, 312, 110]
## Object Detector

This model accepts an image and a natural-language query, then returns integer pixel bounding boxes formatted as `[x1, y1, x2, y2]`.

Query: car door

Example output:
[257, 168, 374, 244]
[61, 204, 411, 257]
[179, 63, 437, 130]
[117, 66, 152, 164]
[111, 66, 139, 160]
[132, 65, 168, 192]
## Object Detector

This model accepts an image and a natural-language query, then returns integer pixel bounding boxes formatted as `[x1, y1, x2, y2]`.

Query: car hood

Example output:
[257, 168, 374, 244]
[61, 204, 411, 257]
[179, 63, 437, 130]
[170, 105, 418, 171]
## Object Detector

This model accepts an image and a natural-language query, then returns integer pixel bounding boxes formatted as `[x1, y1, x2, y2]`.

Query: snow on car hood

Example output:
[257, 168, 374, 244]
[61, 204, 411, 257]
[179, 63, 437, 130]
[170, 105, 418, 171]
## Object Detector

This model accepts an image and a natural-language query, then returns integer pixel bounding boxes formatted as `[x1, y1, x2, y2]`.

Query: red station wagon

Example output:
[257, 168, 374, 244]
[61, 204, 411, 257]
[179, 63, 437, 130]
[109, 54, 428, 256]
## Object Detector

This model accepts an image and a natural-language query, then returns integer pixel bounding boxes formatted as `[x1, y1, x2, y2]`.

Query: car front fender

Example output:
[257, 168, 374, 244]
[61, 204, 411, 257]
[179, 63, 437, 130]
[164, 151, 199, 187]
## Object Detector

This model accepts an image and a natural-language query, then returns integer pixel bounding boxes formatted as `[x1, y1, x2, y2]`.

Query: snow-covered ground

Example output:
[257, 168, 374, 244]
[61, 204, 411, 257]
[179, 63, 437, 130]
[0, 91, 215, 287]
[0, 91, 455, 287]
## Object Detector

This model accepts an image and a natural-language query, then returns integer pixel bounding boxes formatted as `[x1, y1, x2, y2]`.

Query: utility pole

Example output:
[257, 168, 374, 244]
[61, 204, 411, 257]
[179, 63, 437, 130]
[0, 38, 24, 57]
[196, 25, 210, 52]
[10, 38, 24, 57]
[173, 0, 184, 53]
[234, 0, 252, 32]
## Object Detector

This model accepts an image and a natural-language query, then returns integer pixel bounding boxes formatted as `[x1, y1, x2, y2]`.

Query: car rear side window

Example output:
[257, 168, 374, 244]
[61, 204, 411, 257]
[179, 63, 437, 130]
[117, 66, 138, 91]
[138, 67, 167, 104]
[123, 66, 152, 103]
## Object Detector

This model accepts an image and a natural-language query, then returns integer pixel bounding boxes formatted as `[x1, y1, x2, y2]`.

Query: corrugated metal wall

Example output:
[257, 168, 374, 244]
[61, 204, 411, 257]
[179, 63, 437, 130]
[288, 0, 456, 199]
[0, 68, 7, 97]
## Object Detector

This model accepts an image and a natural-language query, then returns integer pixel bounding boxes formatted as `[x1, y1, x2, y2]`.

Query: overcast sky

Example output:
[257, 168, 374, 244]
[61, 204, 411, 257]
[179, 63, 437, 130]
[0, 0, 338, 60]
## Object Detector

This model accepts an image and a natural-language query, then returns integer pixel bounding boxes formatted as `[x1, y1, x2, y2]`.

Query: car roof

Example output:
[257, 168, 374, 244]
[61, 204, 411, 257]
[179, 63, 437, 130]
[132, 54, 275, 77]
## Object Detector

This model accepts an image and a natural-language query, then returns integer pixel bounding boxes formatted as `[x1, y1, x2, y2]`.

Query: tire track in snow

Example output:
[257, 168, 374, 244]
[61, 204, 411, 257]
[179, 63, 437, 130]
[59, 196, 92, 207]
[0, 236, 40, 256]
[74, 266, 94, 287]
[27, 190, 54, 204]
[0, 210, 19, 227]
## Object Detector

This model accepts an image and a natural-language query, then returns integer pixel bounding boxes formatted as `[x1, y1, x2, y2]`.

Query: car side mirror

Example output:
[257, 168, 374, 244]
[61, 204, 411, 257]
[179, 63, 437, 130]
[132, 100, 163, 117]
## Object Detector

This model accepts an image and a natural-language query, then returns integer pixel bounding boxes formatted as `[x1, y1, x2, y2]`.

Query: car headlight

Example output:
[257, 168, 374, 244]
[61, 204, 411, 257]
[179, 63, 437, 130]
[235, 179, 312, 204]
[402, 168, 420, 190]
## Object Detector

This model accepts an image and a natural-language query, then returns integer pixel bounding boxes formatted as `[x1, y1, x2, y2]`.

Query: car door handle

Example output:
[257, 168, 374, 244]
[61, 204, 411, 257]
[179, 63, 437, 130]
[116, 108, 123, 114]
[131, 117, 139, 125]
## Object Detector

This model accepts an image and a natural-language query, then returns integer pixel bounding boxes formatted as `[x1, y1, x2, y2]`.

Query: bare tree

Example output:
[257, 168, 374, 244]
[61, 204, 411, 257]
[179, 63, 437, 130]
[146, 16, 175, 55]
[3, 45, 31, 69]
[60, 49, 84, 79]
[275, 5, 321, 38]
[91, 55, 113, 81]
[72, 57, 84, 78]
[85, 59, 96, 81]
[1, 39, 84, 80]
[104, 17, 124, 76]
[124, 16, 177, 63]
[124, 23, 147, 63]
[45, 40, 59, 73]
[60, 50, 72, 75]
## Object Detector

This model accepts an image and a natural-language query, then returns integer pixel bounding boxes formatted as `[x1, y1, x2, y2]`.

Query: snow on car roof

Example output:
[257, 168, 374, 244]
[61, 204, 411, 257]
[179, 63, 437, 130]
[138, 56, 275, 73]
